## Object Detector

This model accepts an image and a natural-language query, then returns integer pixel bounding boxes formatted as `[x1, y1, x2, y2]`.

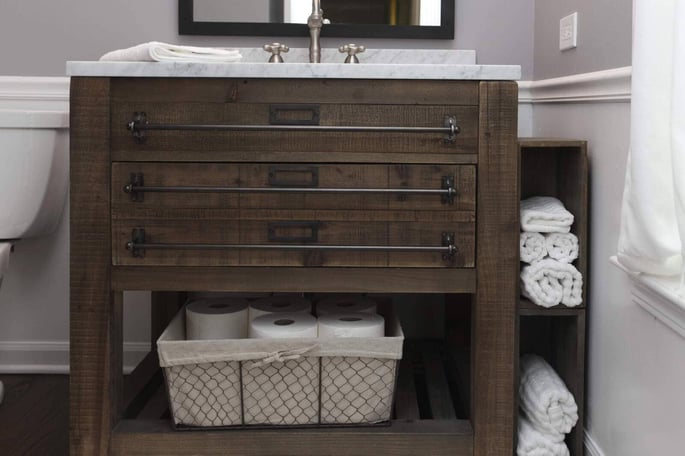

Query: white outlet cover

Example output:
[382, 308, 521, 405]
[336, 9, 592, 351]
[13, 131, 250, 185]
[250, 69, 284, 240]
[560, 12, 578, 51]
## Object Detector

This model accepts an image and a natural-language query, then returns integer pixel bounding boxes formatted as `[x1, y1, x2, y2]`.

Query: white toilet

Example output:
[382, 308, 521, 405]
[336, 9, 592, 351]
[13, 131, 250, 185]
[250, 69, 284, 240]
[0, 108, 69, 404]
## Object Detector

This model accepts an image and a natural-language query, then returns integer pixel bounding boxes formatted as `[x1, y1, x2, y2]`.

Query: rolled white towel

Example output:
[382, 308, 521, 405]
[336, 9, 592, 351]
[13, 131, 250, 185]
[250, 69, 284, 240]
[520, 259, 583, 308]
[521, 196, 574, 233]
[100, 41, 242, 63]
[520, 232, 547, 264]
[545, 233, 579, 263]
[519, 355, 578, 442]
[517, 414, 570, 456]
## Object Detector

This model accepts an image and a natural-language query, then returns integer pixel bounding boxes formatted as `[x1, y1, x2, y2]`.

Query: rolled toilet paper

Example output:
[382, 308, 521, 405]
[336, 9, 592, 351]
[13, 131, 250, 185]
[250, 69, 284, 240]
[249, 296, 312, 321]
[249, 312, 318, 339]
[318, 312, 385, 338]
[316, 295, 378, 316]
[185, 298, 249, 340]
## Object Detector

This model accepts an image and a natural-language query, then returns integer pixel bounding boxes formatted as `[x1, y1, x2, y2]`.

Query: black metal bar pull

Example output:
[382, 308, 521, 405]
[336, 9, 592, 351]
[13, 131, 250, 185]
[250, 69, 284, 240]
[127, 112, 460, 143]
[125, 228, 458, 261]
[123, 173, 457, 204]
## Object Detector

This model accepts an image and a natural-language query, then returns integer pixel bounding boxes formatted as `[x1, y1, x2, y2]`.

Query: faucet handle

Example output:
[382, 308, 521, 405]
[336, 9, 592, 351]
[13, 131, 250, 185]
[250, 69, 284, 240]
[339, 44, 366, 64]
[263, 43, 289, 63]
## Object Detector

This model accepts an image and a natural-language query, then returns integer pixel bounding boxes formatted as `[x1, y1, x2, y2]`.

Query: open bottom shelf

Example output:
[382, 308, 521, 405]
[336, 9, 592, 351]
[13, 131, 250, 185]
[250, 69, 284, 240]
[115, 340, 473, 455]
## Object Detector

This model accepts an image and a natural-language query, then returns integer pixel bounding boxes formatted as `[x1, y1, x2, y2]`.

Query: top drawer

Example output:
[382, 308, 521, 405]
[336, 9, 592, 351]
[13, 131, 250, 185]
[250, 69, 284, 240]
[110, 78, 480, 163]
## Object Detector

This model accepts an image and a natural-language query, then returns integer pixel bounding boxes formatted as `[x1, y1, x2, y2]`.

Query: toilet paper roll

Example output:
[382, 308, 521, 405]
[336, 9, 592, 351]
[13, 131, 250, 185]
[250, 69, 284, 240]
[316, 296, 378, 316]
[249, 296, 312, 321]
[185, 298, 249, 340]
[318, 312, 385, 338]
[249, 312, 318, 339]
[0, 243, 11, 286]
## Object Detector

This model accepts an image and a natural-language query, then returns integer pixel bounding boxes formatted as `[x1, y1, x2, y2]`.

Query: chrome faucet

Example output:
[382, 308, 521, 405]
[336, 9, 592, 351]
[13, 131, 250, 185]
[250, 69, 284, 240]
[307, 0, 323, 63]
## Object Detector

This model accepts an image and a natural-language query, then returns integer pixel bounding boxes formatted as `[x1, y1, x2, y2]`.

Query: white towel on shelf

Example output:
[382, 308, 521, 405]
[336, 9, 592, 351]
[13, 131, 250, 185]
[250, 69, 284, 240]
[521, 196, 574, 233]
[519, 355, 578, 442]
[517, 414, 570, 456]
[545, 233, 579, 263]
[520, 232, 547, 264]
[520, 259, 583, 308]
[99, 41, 242, 63]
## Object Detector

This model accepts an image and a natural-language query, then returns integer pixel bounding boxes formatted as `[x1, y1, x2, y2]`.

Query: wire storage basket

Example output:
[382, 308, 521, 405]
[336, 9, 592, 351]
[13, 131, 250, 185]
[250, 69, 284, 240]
[157, 306, 404, 429]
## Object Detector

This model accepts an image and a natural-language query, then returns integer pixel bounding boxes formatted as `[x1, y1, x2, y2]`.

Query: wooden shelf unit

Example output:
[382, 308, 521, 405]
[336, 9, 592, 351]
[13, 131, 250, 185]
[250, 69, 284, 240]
[518, 139, 588, 456]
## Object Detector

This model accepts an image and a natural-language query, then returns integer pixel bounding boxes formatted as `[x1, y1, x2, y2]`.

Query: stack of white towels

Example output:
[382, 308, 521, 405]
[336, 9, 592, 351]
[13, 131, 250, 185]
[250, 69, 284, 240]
[519, 196, 583, 308]
[518, 354, 578, 456]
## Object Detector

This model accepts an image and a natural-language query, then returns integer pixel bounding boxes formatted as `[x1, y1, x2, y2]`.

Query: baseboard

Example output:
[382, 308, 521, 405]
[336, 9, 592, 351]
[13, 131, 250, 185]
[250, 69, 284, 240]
[585, 429, 606, 456]
[0, 341, 150, 375]
[518, 66, 631, 104]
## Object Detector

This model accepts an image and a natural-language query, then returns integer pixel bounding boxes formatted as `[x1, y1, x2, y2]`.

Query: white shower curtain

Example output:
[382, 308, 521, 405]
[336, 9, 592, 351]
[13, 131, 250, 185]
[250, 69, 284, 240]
[617, 0, 685, 287]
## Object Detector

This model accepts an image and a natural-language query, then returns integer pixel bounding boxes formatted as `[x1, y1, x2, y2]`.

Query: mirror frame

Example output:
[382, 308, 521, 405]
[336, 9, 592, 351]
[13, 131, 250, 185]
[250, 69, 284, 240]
[179, 0, 455, 39]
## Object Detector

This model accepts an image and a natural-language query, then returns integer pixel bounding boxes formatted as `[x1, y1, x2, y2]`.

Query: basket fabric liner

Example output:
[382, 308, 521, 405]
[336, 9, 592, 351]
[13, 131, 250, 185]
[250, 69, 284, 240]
[158, 309, 404, 367]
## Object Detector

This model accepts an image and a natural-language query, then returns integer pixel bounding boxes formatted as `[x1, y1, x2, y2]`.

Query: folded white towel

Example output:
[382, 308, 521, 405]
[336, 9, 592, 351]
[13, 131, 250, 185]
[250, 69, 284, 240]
[519, 355, 578, 442]
[520, 232, 547, 264]
[517, 414, 570, 456]
[99, 41, 242, 63]
[520, 259, 583, 308]
[545, 233, 579, 263]
[521, 196, 574, 233]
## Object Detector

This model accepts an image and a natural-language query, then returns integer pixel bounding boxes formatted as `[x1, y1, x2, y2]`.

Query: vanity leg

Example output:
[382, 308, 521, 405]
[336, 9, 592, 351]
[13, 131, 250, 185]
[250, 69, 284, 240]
[472, 81, 519, 456]
[69, 77, 119, 456]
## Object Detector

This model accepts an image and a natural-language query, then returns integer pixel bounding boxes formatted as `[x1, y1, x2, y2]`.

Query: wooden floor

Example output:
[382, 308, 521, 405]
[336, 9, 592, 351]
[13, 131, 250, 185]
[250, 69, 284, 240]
[0, 375, 69, 456]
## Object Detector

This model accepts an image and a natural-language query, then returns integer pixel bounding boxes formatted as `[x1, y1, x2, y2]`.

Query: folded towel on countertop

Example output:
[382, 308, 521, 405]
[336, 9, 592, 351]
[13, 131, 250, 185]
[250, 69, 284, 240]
[99, 41, 242, 63]
[545, 233, 579, 263]
[520, 232, 547, 264]
[519, 354, 578, 442]
[520, 259, 583, 308]
[521, 196, 574, 233]
[517, 414, 570, 456]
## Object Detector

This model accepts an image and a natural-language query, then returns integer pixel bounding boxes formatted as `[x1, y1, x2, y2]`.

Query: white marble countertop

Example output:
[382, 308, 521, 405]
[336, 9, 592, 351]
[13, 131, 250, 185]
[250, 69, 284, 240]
[67, 61, 520, 80]
[66, 49, 520, 80]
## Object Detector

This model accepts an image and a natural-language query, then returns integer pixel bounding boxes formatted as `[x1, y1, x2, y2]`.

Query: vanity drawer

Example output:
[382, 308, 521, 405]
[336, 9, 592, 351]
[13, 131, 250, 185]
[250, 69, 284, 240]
[109, 79, 480, 162]
[112, 214, 474, 268]
[112, 163, 476, 212]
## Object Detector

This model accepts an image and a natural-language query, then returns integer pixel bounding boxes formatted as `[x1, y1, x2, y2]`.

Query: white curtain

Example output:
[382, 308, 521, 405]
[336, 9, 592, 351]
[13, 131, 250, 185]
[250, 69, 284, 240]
[617, 0, 685, 288]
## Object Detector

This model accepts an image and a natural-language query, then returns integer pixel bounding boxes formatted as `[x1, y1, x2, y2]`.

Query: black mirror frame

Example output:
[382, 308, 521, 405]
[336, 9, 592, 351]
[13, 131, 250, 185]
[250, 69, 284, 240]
[179, 0, 455, 39]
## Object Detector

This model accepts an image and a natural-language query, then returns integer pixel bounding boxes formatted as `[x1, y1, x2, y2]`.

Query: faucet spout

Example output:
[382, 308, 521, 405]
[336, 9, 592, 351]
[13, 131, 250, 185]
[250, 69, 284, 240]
[308, 0, 323, 63]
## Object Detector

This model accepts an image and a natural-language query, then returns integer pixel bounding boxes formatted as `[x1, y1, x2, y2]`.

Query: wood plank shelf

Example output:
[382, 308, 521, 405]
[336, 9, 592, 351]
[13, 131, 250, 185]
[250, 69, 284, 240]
[518, 298, 585, 316]
[113, 340, 472, 456]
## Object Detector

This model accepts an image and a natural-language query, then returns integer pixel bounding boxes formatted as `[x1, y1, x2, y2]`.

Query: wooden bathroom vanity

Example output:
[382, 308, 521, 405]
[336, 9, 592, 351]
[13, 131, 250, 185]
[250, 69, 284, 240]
[68, 63, 519, 455]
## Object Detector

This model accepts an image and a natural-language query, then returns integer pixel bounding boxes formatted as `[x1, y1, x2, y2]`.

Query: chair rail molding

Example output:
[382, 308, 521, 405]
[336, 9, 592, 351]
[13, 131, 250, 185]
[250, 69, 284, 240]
[518, 66, 631, 104]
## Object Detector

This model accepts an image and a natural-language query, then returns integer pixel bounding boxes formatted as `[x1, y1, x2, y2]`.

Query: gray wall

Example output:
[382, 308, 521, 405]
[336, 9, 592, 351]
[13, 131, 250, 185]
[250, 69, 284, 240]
[534, 0, 632, 79]
[0, 0, 535, 79]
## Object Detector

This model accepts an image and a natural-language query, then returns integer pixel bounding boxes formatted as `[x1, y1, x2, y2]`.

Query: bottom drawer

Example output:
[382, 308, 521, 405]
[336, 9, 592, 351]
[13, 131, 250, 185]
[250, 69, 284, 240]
[112, 218, 474, 268]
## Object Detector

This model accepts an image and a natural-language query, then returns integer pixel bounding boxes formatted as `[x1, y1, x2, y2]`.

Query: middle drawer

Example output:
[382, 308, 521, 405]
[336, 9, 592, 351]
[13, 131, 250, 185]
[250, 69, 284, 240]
[112, 162, 476, 211]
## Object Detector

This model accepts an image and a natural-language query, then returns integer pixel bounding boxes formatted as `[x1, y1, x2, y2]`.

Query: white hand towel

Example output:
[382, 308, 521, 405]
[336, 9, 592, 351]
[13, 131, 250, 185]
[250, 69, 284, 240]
[520, 232, 547, 264]
[99, 41, 242, 63]
[521, 196, 574, 233]
[520, 259, 583, 308]
[545, 233, 579, 263]
[517, 414, 570, 456]
[519, 355, 578, 442]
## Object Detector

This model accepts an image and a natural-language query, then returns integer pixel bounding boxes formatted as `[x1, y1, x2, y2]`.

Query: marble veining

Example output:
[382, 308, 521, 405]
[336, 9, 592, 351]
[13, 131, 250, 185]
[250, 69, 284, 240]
[66, 61, 520, 81]
[237, 48, 476, 65]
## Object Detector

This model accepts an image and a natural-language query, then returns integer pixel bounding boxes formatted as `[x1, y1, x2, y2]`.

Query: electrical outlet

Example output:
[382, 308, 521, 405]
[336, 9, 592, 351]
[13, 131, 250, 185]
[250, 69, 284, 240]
[559, 12, 578, 51]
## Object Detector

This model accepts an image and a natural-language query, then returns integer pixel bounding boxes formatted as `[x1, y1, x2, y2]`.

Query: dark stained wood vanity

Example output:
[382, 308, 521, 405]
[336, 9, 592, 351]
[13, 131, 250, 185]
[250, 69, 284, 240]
[69, 76, 519, 455]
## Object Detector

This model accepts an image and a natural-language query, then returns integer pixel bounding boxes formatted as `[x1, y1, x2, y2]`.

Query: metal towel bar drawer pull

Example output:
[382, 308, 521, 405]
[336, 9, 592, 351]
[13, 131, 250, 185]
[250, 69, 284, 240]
[125, 228, 458, 261]
[124, 173, 457, 204]
[127, 112, 460, 143]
